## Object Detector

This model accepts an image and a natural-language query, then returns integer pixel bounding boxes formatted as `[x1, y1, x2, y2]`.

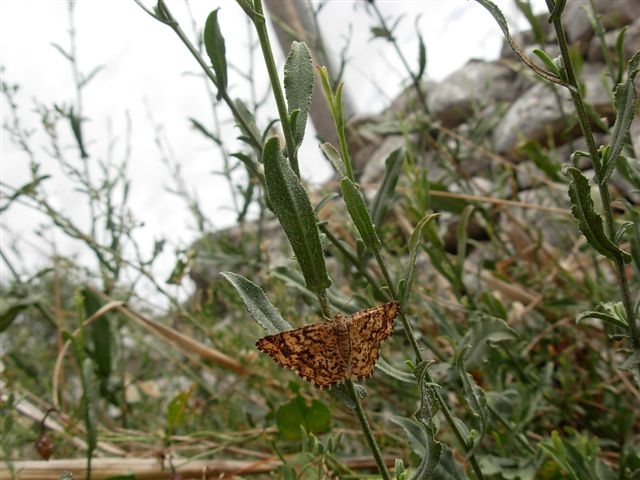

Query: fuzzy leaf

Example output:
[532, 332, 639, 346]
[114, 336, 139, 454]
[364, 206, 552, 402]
[320, 142, 346, 177]
[464, 313, 518, 368]
[376, 357, 416, 384]
[576, 310, 627, 329]
[264, 137, 331, 292]
[431, 447, 470, 479]
[532, 48, 563, 77]
[410, 362, 442, 479]
[204, 9, 228, 100]
[81, 288, 112, 381]
[371, 148, 403, 230]
[602, 50, 639, 182]
[455, 347, 488, 454]
[284, 41, 314, 149]
[220, 271, 292, 334]
[401, 213, 439, 307]
[564, 166, 631, 262]
[341, 177, 381, 253]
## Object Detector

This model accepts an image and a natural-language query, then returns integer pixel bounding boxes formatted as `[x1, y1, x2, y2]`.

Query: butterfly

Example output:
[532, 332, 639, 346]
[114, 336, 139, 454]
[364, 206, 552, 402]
[256, 301, 399, 389]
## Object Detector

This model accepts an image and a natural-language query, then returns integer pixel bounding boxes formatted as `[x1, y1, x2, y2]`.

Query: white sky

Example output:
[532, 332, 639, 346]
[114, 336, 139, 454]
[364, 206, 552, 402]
[0, 0, 544, 303]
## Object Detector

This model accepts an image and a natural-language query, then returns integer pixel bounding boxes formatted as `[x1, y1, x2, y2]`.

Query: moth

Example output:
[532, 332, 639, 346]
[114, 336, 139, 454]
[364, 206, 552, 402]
[256, 301, 399, 388]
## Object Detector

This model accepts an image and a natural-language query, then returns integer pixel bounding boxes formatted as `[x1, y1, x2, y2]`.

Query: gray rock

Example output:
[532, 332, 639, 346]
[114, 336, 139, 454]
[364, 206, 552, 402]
[563, 0, 640, 46]
[587, 17, 640, 63]
[428, 60, 530, 128]
[492, 63, 613, 158]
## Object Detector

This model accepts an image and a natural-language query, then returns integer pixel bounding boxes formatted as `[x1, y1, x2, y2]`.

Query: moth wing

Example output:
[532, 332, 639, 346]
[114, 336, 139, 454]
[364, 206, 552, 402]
[346, 301, 398, 380]
[256, 322, 347, 389]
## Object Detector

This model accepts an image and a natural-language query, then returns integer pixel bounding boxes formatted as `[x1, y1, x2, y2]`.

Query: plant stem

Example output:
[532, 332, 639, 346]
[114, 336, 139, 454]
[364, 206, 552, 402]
[149, 0, 263, 156]
[247, 0, 300, 177]
[368, 2, 429, 115]
[374, 249, 422, 361]
[345, 380, 392, 480]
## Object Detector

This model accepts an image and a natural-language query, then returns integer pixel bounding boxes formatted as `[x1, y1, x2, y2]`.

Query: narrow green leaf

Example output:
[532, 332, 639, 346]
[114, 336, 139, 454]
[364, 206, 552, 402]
[0, 302, 31, 332]
[233, 99, 262, 151]
[81, 288, 112, 381]
[454, 347, 488, 453]
[613, 27, 627, 83]
[230, 152, 262, 184]
[631, 210, 640, 269]
[68, 107, 88, 159]
[423, 222, 465, 293]
[411, 362, 442, 480]
[189, 118, 221, 145]
[455, 205, 475, 279]
[532, 48, 563, 77]
[514, 0, 545, 43]
[464, 313, 519, 368]
[473, 0, 566, 85]
[288, 109, 300, 143]
[0, 175, 51, 214]
[389, 415, 429, 456]
[415, 16, 427, 80]
[50, 42, 72, 61]
[576, 310, 627, 329]
[80, 65, 105, 89]
[395, 459, 406, 480]
[521, 141, 563, 181]
[166, 386, 194, 432]
[320, 142, 346, 177]
[371, 25, 393, 41]
[340, 177, 381, 253]
[204, 8, 228, 100]
[284, 41, 314, 149]
[431, 447, 470, 479]
[376, 357, 415, 384]
[81, 357, 97, 453]
[371, 148, 403, 230]
[478, 291, 508, 320]
[219, 271, 292, 334]
[427, 182, 468, 214]
[602, 50, 639, 182]
[564, 166, 632, 262]
[401, 213, 440, 307]
[539, 431, 613, 480]
[264, 137, 331, 292]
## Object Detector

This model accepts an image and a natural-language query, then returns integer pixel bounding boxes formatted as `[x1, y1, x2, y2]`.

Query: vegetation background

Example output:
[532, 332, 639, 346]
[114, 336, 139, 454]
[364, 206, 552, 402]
[1, 0, 638, 479]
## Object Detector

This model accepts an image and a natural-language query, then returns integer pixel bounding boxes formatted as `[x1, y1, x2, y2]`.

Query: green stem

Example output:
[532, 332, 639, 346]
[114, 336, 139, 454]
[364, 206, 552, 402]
[345, 380, 392, 480]
[373, 249, 422, 361]
[248, 0, 300, 177]
[368, 2, 429, 115]
[150, 0, 263, 156]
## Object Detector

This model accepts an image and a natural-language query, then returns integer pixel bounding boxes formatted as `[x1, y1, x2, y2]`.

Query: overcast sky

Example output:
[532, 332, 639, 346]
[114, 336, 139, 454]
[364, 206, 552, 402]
[1, 0, 544, 302]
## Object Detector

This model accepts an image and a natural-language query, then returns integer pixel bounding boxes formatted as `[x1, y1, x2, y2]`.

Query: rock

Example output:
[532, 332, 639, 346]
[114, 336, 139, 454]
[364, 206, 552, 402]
[563, 0, 640, 46]
[587, 17, 640, 64]
[492, 63, 613, 159]
[428, 59, 530, 128]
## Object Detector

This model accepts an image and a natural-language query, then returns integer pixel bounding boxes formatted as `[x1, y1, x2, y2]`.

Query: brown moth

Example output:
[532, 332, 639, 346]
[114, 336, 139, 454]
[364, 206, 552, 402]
[256, 301, 399, 389]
